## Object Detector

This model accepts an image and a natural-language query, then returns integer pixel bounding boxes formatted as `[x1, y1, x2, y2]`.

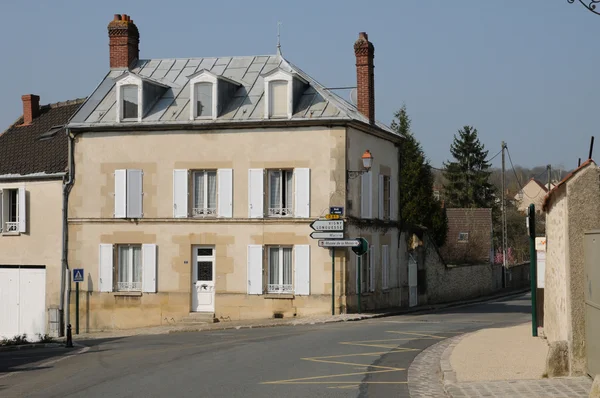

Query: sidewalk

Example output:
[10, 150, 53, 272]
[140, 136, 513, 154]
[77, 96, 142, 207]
[442, 322, 593, 397]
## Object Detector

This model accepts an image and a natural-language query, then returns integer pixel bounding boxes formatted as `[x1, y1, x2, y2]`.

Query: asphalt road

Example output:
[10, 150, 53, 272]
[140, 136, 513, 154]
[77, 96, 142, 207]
[0, 293, 532, 398]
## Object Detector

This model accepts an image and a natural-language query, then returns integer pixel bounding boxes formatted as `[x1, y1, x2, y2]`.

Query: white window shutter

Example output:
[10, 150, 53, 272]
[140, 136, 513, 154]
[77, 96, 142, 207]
[99, 244, 114, 292]
[369, 245, 375, 292]
[247, 245, 263, 294]
[294, 168, 310, 218]
[378, 175, 384, 219]
[114, 169, 127, 218]
[142, 244, 157, 293]
[173, 169, 188, 218]
[248, 169, 264, 218]
[390, 178, 397, 221]
[127, 169, 143, 218]
[217, 168, 233, 218]
[382, 245, 389, 289]
[18, 186, 26, 233]
[294, 245, 310, 295]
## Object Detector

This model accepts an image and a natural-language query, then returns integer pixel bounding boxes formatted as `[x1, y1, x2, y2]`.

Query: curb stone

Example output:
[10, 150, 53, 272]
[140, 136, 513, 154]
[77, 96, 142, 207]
[440, 333, 470, 386]
[0, 342, 64, 352]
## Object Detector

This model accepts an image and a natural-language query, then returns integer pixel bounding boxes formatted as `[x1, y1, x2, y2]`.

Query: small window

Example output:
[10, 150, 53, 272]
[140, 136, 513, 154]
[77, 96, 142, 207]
[268, 169, 293, 217]
[121, 85, 138, 120]
[458, 232, 469, 242]
[193, 170, 217, 217]
[268, 246, 293, 293]
[195, 82, 213, 118]
[382, 175, 391, 219]
[1, 189, 19, 233]
[117, 244, 142, 291]
[269, 80, 288, 118]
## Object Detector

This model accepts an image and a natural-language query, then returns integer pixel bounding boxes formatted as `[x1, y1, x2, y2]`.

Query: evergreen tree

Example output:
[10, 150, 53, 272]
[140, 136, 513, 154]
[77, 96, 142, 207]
[392, 105, 448, 246]
[443, 126, 496, 209]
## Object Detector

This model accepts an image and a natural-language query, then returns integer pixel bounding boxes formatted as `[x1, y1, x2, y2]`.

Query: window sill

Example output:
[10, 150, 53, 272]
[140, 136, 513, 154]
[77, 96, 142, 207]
[1, 231, 20, 236]
[264, 294, 295, 299]
[114, 291, 142, 297]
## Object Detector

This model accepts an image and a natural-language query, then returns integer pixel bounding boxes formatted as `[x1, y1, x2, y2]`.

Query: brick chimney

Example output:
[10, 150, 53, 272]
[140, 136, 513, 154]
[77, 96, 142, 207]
[21, 94, 40, 125]
[354, 32, 375, 124]
[108, 14, 140, 69]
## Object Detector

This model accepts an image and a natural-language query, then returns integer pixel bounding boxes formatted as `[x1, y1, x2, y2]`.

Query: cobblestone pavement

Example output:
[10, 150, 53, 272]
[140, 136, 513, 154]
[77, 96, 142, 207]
[445, 378, 593, 398]
[408, 336, 457, 397]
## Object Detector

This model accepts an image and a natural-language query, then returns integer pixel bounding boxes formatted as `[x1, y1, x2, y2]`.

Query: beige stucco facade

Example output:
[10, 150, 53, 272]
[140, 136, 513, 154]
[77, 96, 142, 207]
[67, 125, 402, 331]
[515, 179, 548, 213]
[544, 162, 600, 375]
[0, 179, 64, 329]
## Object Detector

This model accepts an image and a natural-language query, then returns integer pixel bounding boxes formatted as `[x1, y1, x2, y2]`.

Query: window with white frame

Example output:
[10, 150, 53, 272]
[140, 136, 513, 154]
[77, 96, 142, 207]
[117, 244, 142, 292]
[268, 169, 293, 217]
[121, 85, 139, 120]
[268, 80, 288, 118]
[1, 187, 26, 234]
[194, 82, 213, 118]
[114, 169, 143, 219]
[268, 246, 293, 294]
[192, 170, 217, 217]
[6, 189, 18, 232]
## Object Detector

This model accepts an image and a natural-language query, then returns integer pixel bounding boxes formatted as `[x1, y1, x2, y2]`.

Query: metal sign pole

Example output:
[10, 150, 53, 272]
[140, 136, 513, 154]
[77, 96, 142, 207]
[357, 255, 362, 314]
[75, 282, 79, 335]
[331, 248, 335, 316]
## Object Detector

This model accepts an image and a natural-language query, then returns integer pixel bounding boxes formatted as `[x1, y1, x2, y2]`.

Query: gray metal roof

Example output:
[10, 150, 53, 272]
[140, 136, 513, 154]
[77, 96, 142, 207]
[69, 55, 396, 135]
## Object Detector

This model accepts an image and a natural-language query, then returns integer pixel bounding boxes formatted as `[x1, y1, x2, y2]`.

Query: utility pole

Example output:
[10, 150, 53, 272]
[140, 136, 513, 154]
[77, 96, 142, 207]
[501, 141, 508, 288]
[547, 164, 551, 193]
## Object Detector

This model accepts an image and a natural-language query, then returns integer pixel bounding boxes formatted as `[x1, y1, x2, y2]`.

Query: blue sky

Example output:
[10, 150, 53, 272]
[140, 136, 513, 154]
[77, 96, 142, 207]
[1, 1, 598, 170]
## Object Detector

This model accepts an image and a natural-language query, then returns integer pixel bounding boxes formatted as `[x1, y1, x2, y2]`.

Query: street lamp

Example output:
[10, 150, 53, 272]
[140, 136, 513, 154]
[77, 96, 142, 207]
[568, 0, 600, 16]
[347, 150, 374, 179]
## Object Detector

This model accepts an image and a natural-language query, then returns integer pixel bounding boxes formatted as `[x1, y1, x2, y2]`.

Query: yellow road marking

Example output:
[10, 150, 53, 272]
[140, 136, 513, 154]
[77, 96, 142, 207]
[339, 342, 421, 350]
[328, 384, 359, 389]
[276, 381, 408, 384]
[385, 331, 446, 339]
[303, 357, 405, 371]
[307, 349, 410, 359]
[261, 369, 398, 384]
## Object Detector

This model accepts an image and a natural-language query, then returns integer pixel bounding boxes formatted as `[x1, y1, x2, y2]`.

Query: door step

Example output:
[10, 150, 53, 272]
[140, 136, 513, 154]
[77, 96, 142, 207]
[180, 312, 217, 324]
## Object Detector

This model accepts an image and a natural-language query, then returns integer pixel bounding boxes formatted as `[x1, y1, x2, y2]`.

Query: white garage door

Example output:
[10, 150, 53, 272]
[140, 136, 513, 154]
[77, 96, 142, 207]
[0, 267, 46, 340]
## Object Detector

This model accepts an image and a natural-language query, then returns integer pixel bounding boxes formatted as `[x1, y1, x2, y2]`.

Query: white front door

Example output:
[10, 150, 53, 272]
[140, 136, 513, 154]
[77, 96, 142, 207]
[192, 246, 215, 312]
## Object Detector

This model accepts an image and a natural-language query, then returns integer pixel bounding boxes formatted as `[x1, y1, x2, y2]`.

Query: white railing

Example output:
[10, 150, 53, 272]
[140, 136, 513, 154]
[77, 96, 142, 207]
[268, 207, 293, 217]
[192, 207, 217, 217]
[117, 281, 142, 292]
[5, 222, 18, 232]
[268, 284, 293, 294]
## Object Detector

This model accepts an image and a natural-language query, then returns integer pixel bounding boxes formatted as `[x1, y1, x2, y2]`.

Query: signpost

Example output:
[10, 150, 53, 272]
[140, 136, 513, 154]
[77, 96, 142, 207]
[310, 219, 344, 231]
[73, 269, 84, 335]
[310, 232, 344, 239]
[329, 206, 344, 215]
[318, 239, 361, 247]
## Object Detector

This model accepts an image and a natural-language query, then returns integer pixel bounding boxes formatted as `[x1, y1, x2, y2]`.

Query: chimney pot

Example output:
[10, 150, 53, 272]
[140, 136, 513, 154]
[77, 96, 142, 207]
[21, 94, 40, 125]
[354, 31, 375, 124]
[108, 13, 140, 69]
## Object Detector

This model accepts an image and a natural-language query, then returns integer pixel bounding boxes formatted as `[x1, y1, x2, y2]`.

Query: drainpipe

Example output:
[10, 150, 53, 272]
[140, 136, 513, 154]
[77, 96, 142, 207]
[60, 128, 75, 336]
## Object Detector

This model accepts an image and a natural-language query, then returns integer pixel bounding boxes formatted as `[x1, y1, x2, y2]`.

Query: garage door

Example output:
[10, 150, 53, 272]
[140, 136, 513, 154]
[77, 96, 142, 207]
[0, 266, 46, 340]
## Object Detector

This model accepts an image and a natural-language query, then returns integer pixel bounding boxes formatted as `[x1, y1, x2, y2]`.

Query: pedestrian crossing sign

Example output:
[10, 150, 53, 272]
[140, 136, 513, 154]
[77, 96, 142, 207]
[73, 268, 84, 282]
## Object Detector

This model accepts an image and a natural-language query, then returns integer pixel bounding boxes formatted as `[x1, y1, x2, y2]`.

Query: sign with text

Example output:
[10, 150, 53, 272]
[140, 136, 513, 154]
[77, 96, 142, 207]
[310, 219, 345, 231]
[329, 206, 344, 215]
[318, 239, 360, 248]
[73, 268, 84, 283]
[310, 232, 344, 239]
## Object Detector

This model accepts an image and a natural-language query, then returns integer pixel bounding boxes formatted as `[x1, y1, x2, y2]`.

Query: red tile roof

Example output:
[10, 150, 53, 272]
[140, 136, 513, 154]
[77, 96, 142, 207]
[542, 159, 595, 212]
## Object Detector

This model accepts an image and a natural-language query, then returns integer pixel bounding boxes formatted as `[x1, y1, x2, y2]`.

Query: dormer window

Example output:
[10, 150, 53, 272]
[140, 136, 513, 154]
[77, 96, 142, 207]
[269, 80, 288, 118]
[114, 71, 169, 123]
[194, 82, 214, 118]
[263, 68, 308, 120]
[122, 85, 139, 120]
[188, 70, 240, 121]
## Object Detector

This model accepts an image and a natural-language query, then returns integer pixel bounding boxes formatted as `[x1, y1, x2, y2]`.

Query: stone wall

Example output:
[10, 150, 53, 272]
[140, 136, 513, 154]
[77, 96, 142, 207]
[507, 262, 531, 290]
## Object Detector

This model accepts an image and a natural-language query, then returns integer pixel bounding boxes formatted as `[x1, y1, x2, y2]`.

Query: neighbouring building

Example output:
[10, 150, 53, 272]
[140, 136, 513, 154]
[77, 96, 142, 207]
[439, 208, 493, 265]
[514, 178, 549, 213]
[0, 95, 85, 339]
[65, 14, 404, 331]
[542, 159, 600, 376]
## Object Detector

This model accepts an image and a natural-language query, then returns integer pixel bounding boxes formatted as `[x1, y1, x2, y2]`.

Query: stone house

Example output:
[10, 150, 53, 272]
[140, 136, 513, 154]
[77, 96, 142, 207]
[515, 178, 548, 214]
[542, 159, 600, 376]
[439, 208, 493, 265]
[0, 95, 85, 339]
[65, 14, 404, 331]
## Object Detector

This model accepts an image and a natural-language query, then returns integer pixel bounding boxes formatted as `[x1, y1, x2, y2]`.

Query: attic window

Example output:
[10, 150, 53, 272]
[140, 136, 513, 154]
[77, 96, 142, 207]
[121, 85, 139, 119]
[458, 232, 469, 242]
[38, 125, 64, 140]
[194, 82, 213, 118]
[269, 81, 288, 118]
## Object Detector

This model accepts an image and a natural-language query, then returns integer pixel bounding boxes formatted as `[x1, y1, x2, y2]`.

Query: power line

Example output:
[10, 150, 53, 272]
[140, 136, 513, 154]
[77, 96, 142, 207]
[505, 145, 546, 200]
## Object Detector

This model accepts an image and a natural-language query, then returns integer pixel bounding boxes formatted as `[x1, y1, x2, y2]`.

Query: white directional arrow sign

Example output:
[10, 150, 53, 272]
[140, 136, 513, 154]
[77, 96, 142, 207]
[310, 219, 344, 231]
[310, 232, 344, 239]
[318, 239, 360, 248]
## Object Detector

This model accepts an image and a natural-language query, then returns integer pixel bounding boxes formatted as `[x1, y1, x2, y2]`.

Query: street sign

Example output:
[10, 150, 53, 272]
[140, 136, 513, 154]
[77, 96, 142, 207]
[73, 268, 84, 283]
[310, 231, 344, 239]
[318, 239, 360, 247]
[310, 219, 344, 231]
[325, 214, 340, 220]
[330, 206, 344, 215]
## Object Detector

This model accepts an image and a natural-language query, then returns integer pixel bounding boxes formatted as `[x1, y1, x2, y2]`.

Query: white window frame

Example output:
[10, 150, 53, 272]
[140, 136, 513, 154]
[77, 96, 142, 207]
[115, 73, 142, 122]
[189, 72, 217, 120]
[114, 169, 143, 219]
[192, 170, 218, 217]
[267, 245, 294, 294]
[1, 186, 25, 235]
[116, 244, 142, 292]
[267, 169, 294, 217]
[263, 69, 308, 120]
